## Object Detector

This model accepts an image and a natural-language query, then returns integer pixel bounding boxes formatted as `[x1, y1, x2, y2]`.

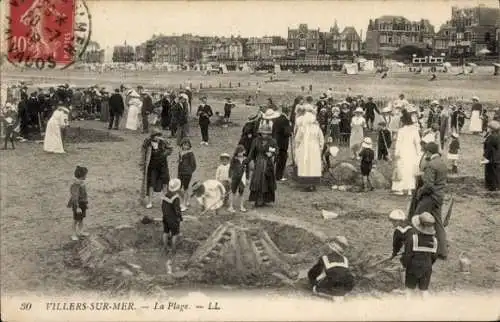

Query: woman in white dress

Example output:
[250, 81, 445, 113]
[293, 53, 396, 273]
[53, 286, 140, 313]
[469, 96, 483, 134]
[392, 111, 422, 196]
[388, 106, 402, 140]
[294, 111, 324, 192]
[43, 105, 70, 154]
[349, 107, 366, 159]
[125, 90, 142, 131]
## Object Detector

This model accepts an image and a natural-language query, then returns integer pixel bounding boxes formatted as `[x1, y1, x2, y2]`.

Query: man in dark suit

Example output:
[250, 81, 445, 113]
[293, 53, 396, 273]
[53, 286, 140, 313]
[108, 89, 125, 130]
[271, 106, 292, 181]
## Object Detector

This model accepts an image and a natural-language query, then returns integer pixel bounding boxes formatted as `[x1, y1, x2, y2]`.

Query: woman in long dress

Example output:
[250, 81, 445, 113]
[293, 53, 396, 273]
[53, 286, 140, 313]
[248, 118, 278, 207]
[392, 111, 421, 196]
[482, 120, 500, 191]
[43, 93, 70, 154]
[349, 107, 366, 159]
[294, 112, 324, 192]
[125, 90, 142, 131]
[469, 96, 483, 134]
[388, 106, 402, 140]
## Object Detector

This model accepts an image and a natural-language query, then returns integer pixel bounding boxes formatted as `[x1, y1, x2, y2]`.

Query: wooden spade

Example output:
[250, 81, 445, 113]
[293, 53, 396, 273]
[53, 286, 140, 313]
[443, 196, 454, 227]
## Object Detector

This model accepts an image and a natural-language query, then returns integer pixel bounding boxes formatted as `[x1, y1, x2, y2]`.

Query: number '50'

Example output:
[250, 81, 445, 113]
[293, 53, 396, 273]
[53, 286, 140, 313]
[20, 302, 32, 310]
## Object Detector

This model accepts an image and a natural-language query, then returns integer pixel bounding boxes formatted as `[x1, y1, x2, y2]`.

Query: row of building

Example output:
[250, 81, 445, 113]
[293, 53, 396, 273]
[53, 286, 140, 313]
[88, 4, 499, 64]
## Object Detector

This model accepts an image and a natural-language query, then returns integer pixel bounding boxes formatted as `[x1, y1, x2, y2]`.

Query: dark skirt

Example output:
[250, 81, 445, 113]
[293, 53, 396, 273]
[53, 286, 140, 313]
[484, 163, 500, 191]
[297, 176, 321, 185]
[147, 162, 169, 193]
[248, 156, 276, 204]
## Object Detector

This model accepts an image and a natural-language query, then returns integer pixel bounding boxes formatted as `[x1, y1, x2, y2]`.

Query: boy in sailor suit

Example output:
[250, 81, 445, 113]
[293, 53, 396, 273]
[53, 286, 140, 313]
[402, 212, 438, 298]
[307, 236, 355, 301]
[388, 209, 413, 289]
[161, 179, 183, 253]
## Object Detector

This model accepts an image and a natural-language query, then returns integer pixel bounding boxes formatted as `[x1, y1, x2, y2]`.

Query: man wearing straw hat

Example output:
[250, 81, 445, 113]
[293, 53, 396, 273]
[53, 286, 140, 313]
[307, 236, 355, 301]
[402, 212, 438, 298]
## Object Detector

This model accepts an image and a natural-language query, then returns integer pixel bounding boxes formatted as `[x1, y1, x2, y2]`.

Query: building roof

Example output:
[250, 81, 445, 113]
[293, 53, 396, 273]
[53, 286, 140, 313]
[341, 27, 361, 40]
[377, 15, 408, 22]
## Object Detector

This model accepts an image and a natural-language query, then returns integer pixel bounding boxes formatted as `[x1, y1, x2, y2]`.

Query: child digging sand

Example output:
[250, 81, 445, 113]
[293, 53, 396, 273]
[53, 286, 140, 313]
[228, 145, 249, 213]
[67, 166, 89, 241]
[388, 209, 413, 291]
[161, 178, 183, 253]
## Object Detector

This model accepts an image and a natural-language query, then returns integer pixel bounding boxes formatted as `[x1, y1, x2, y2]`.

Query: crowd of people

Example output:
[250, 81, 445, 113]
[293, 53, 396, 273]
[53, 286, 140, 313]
[2, 80, 500, 301]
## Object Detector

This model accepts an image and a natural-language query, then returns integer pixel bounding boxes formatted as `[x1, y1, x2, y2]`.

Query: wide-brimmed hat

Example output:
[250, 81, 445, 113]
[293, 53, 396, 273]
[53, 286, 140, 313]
[411, 212, 436, 235]
[361, 137, 373, 148]
[57, 106, 70, 114]
[179, 93, 188, 100]
[262, 108, 280, 120]
[381, 106, 392, 113]
[430, 100, 439, 106]
[354, 107, 364, 114]
[389, 209, 407, 221]
[220, 153, 231, 159]
[328, 236, 349, 252]
[472, 96, 479, 101]
[488, 120, 500, 131]
[168, 178, 181, 192]
[200, 95, 207, 100]
[328, 146, 339, 157]
[319, 93, 327, 100]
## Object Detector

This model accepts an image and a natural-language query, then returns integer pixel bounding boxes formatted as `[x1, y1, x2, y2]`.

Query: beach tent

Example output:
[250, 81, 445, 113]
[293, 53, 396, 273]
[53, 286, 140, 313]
[240, 63, 252, 72]
[342, 63, 358, 75]
[359, 60, 374, 71]
[274, 64, 281, 74]
[493, 63, 500, 76]
[219, 64, 228, 74]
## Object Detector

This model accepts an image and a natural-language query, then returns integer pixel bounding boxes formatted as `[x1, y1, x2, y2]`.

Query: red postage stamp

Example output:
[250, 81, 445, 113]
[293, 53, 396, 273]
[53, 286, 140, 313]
[6, 0, 91, 70]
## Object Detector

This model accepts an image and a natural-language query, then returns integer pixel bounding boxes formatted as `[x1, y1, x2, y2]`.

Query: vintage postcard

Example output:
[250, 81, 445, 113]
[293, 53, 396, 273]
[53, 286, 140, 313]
[1, 0, 499, 321]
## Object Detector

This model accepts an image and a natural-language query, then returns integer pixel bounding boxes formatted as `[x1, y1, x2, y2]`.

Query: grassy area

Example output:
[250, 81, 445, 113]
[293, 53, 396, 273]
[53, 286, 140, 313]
[1, 71, 499, 297]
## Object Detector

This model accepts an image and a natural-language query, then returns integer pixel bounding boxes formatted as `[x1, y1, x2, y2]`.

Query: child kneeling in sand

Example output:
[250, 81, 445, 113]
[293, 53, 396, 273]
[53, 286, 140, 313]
[191, 179, 226, 215]
[161, 178, 183, 253]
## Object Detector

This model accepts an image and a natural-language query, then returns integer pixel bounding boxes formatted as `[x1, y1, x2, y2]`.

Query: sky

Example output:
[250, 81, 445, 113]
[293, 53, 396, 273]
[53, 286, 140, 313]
[0, 0, 498, 51]
[85, 0, 499, 49]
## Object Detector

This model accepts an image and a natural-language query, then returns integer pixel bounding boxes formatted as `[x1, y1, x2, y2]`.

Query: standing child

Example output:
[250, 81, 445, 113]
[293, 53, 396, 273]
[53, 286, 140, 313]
[161, 178, 183, 253]
[388, 209, 413, 290]
[377, 121, 392, 161]
[358, 137, 375, 191]
[177, 138, 196, 211]
[223, 97, 235, 125]
[216, 153, 231, 206]
[67, 166, 89, 241]
[228, 145, 249, 213]
[2, 103, 19, 150]
[402, 212, 438, 298]
[447, 132, 460, 174]
[329, 106, 341, 144]
[322, 137, 339, 173]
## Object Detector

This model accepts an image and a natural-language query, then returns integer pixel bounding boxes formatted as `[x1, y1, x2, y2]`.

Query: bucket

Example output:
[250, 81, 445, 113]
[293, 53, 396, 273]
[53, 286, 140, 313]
[458, 252, 471, 274]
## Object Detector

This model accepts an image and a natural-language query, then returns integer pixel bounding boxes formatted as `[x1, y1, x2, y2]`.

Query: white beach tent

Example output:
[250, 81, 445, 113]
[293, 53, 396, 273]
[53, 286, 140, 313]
[342, 63, 358, 75]
[274, 64, 281, 74]
[220, 64, 228, 74]
[359, 60, 375, 71]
